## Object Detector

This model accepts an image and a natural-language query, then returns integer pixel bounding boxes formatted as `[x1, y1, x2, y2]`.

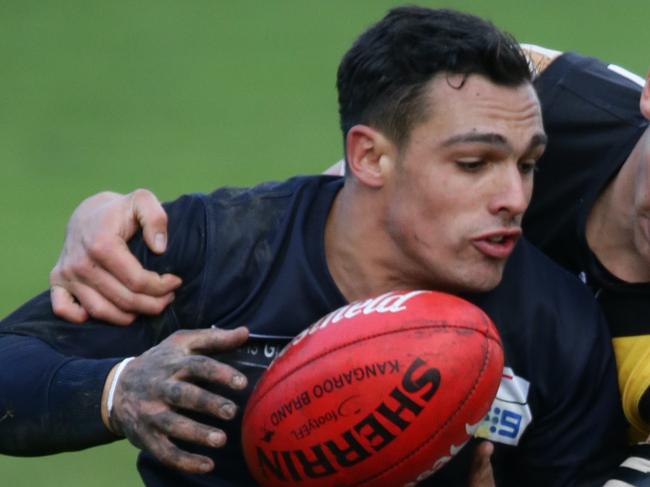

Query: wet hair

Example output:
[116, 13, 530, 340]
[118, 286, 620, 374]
[337, 6, 532, 149]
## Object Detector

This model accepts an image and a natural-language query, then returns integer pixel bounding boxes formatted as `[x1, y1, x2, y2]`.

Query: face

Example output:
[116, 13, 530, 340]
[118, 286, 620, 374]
[382, 74, 546, 293]
[631, 74, 650, 265]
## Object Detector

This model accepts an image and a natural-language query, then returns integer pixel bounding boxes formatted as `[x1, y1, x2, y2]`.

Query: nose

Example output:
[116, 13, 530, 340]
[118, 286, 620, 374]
[487, 164, 531, 219]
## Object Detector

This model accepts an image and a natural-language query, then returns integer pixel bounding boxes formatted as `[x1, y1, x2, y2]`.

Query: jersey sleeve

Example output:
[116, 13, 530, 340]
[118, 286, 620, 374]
[0, 192, 210, 455]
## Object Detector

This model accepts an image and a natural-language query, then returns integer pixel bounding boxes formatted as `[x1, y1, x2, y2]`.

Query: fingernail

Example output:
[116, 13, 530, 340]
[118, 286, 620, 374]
[154, 233, 167, 252]
[208, 432, 225, 447]
[198, 461, 213, 472]
[231, 374, 247, 389]
[220, 403, 237, 419]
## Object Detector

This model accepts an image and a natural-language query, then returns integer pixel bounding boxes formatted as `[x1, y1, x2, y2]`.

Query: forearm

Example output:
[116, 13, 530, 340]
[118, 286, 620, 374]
[0, 292, 168, 455]
[0, 194, 209, 455]
[0, 335, 121, 455]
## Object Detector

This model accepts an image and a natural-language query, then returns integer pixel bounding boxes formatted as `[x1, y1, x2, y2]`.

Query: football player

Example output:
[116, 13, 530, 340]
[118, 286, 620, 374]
[1, 7, 629, 486]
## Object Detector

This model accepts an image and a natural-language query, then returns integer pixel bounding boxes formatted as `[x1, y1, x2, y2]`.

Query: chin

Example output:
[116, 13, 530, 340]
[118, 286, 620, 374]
[418, 259, 506, 294]
[454, 267, 505, 293]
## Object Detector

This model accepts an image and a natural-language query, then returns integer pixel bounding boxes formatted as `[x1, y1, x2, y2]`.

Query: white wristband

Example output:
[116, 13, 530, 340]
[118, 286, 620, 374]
[107, 357, 135, 421]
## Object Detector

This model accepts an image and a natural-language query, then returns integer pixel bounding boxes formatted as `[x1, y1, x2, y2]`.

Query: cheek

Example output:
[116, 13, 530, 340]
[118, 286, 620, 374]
[636, 185, 650, 212]
[634, 154, 650, 209]
[386, 195, 448, 249]
[634, 214, 650, 253]
[524, 177, 534, 204]
[410, 203, 469, 252]
[391, 169, 474, 245]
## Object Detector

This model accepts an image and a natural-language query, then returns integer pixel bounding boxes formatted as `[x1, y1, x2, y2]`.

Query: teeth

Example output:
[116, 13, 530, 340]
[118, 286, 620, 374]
[488, 235, 504, 243]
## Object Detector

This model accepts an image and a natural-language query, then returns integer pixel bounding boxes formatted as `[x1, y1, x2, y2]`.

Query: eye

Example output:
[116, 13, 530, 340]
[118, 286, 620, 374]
[518, 160, 538, 175]
[456, 159, 486, 172]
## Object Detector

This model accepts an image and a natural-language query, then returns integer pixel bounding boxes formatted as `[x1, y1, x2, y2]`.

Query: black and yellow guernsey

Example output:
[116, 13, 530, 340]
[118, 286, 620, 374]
[525, 52, 650, 444]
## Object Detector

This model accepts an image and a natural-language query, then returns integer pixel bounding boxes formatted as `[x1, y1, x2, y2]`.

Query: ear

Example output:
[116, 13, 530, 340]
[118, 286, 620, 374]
[344, 125, 396, 187]
[640, 70, 650, 120]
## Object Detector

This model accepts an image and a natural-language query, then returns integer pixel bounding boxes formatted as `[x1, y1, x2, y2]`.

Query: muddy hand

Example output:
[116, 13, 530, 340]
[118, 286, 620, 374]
[104, 327, 249, 473]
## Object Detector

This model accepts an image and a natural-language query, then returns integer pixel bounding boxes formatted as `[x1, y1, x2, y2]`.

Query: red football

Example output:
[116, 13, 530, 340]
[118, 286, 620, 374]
[241, 290, 503, 487]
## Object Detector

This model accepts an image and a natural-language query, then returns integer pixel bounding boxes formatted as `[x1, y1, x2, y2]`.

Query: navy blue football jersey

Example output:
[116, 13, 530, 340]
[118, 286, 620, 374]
[0, 175, 627, 485]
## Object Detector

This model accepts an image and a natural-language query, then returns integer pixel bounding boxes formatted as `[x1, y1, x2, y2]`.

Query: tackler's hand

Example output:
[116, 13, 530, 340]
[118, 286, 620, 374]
[103, 326, 249, 474]
[50, 189, 181, 325]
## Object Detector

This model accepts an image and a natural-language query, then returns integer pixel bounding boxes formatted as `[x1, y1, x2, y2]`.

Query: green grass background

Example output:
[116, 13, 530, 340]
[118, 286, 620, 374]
[1, 1, 647, 485]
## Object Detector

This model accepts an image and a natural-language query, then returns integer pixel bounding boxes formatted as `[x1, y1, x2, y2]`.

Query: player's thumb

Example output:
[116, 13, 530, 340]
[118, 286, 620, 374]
[131, 189, 169, 254]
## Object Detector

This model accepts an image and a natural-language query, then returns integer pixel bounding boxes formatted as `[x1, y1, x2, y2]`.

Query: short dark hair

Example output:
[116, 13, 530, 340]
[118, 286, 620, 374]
[337, 6, 532, 149]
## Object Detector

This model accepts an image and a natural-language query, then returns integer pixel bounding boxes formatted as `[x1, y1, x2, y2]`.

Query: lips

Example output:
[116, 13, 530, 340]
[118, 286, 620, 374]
[472, 229, 521, 259]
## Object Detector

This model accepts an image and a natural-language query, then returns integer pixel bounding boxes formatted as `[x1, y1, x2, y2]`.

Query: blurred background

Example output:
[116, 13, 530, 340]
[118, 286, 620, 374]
[1, 0, 648, 485]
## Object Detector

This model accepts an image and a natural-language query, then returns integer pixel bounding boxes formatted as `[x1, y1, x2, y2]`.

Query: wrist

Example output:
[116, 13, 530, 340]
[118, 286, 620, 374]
[101, 357, 135, 435]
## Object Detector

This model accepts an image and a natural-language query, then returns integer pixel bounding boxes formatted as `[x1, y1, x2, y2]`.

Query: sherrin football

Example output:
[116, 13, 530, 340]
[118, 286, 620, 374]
[241, 290, 503, 487]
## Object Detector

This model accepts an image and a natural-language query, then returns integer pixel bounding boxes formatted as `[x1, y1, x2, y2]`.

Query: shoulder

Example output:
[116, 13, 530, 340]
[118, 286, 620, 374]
[476, 238, 606, 342]
[533, 51, 644, 115]
[200, 175, 341, 241]
[506, 238, 597, 306]
[520, 45, 645, 123]
[161, 175, 339, 241]
[505, 240, 612, 370]
[204, 175, 339, 212]
[169, 175, 342, 325]
[522, 43, 645, 91]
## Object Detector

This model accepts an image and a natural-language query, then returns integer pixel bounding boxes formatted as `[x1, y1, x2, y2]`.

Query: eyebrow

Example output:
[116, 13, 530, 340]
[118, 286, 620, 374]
[441, 132, 548, 151]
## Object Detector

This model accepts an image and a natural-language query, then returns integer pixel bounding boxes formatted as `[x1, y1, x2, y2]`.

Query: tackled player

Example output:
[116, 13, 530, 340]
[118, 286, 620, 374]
[0, 6, 630, 486]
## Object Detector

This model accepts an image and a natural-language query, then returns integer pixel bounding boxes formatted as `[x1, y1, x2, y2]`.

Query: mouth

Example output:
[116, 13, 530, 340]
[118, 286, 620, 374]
[471, 228, 522, 259]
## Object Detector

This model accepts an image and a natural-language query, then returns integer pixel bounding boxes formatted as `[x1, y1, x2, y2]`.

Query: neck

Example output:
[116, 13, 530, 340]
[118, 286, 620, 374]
[324, 180, 418, 302]
[586, 134, 650, 282]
